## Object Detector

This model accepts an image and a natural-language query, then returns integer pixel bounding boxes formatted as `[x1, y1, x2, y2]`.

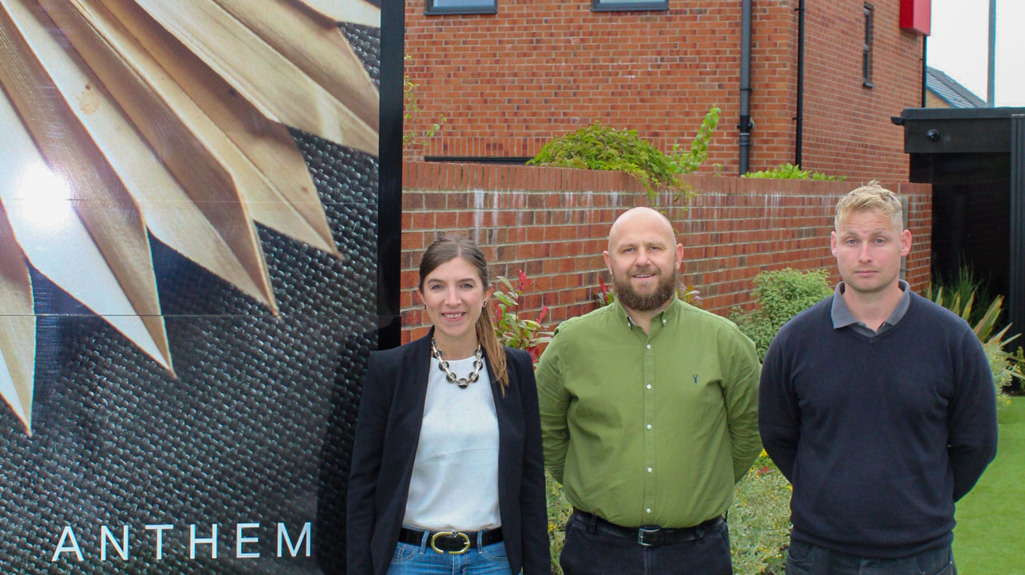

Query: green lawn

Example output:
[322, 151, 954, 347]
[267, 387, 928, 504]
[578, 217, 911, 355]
[953, 396, 1025, 573]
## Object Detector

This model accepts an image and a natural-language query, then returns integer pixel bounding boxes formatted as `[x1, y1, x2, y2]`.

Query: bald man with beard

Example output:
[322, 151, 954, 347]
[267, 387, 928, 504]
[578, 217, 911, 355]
[536, 207, 762, 575]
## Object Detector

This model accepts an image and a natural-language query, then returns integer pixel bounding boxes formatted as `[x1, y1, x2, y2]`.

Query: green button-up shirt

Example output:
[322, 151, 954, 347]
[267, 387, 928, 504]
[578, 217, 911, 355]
[536, 296, 762, 528]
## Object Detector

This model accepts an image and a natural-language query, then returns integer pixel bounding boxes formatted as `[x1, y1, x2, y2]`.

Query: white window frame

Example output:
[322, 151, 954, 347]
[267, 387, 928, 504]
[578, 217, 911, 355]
[426, 0, 497, 15]
[592, 0, 668, 12]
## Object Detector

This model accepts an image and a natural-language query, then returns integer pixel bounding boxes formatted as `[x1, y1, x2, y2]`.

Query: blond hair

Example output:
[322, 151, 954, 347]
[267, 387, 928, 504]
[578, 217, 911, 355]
[835, 180, 904, 231]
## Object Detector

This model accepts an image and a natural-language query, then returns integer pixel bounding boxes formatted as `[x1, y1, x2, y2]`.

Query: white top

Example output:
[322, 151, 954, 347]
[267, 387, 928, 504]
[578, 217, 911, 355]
[403, 355, 501, 531]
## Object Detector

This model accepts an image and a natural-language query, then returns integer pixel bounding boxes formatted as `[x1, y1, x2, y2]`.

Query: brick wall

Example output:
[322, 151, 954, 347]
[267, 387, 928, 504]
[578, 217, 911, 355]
[798, 1, 925, 181]
[400, 161, 932, 343]
[404, 1, 924, 182]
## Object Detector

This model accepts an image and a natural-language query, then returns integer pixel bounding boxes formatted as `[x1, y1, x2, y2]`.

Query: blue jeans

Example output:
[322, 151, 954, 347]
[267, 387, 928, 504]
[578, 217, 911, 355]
[559, 512, 732, 575]
[785, 540, 957, 575]
[386, 531, 513, 575]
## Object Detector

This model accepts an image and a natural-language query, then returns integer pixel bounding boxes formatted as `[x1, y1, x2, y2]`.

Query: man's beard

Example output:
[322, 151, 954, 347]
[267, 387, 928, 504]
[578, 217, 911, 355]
[612, 266, 678, 312]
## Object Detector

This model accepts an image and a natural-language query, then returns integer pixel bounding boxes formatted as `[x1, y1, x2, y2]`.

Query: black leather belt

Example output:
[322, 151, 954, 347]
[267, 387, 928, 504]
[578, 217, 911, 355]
[572, 508, 723, 547]
[399, 526, 503, 554]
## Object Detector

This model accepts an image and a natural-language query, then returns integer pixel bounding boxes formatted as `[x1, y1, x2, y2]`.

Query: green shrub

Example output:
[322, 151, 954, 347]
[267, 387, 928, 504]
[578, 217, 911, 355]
[529, 122, 685, 203]
[742, 163, 845, 181]
[492, 271, 552, 363]
[926, 278, 1018, 409]
[545, 472, 572, 575]
[1006, 346, 1025, 394]
[927, 265, 997, 327]
[985, 341, 1015, 410]
[729, 452, 792, 575]
[669, 106, 721, 176]
[529, 106, 720, 203]
[731, 268, 833, 361]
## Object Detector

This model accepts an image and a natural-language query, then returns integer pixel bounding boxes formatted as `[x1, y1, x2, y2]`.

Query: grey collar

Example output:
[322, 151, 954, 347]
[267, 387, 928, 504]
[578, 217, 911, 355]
[831, 280, 911, 335]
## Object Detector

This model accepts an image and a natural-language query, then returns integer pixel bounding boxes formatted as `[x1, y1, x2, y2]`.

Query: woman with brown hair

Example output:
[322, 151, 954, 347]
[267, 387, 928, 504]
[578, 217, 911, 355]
[347, 235, 550, 574]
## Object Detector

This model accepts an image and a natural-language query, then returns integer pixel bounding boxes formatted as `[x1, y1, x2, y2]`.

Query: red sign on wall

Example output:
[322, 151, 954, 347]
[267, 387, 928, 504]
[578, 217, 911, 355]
[900, 0, 931, 35]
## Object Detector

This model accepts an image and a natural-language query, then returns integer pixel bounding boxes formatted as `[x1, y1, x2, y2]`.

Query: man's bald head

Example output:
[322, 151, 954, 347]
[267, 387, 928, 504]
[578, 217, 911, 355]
[607, 207, 677, 252]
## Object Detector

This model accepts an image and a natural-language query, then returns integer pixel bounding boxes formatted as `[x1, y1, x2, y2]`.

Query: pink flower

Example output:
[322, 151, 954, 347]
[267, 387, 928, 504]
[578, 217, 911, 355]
[538, 305, 549, 323]
[517, 269, 533, 289]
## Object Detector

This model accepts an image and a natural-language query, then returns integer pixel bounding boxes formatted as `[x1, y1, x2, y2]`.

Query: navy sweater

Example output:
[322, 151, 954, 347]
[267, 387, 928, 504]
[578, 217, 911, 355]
[759, 293, 998, 558]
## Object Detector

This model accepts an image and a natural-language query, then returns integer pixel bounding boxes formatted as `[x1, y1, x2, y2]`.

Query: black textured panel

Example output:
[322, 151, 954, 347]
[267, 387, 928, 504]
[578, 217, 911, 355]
[0, 129, 377, 574]
[339, 23, 381, 88]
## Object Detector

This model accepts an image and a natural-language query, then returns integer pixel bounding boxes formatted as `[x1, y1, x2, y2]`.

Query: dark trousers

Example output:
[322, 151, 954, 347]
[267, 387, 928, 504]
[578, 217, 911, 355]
[559, 511, 732, 575]
[785, 540, 957, 575]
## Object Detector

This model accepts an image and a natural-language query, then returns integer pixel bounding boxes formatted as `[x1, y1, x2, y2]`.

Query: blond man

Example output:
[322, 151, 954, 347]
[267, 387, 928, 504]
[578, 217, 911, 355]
[759, 182, 998, 574]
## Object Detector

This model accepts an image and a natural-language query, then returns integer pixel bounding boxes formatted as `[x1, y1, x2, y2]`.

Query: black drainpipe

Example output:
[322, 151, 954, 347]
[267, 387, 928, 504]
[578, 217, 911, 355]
[795, 0, 805, 167]
[739, 0, 753, 174]
[920, 35, 928, 107]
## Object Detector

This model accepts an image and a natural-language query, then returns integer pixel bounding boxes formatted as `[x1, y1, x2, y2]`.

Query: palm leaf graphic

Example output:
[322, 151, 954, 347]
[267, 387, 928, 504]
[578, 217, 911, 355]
[294, 0, 380, 28]
[0, 0, 380, 434]
[132, 0, 379, 154]
[0, 200, 35, 435]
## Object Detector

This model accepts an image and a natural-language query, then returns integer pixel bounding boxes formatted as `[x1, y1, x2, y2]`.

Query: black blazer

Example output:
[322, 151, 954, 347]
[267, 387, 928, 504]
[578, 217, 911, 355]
[346, 332, 550, 574]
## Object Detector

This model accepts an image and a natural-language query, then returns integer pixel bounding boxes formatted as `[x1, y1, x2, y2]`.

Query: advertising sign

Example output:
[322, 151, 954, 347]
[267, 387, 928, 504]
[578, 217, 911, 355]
[0, 0, 396, 572]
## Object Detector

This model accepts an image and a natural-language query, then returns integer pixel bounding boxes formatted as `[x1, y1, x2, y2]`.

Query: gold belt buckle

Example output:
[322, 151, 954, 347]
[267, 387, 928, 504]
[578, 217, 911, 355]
[429, 531, 471, 554]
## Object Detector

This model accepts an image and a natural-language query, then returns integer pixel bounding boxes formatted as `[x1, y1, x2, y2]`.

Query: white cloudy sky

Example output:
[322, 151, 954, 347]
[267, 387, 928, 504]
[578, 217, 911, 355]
[927, 0, 1025, 106]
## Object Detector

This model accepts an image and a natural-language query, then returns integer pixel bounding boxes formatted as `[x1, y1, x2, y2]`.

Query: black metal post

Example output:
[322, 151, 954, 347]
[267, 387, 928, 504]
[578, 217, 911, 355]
[795, 0, 805, 167]
[1010, 114, 1024, 341]
[378, 0, 404, 350]
[921, 35, 927, 108]
[988, 0, 996, 107]
[739, 0, 753, 175]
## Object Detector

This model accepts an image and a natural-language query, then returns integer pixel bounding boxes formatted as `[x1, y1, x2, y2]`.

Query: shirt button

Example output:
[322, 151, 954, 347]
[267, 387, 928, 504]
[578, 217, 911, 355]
[646, 384, 652, 389]
[646, 344, 651, 349]
[646, 508, 652, 514]
[646, 424, 652, 430]
[647, 467, 653, 472]
[662, 319, 666, 325]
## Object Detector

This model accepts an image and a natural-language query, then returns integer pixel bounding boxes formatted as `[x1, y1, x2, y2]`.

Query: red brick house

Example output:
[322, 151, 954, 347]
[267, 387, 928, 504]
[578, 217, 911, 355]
[404, 0, 930, 181]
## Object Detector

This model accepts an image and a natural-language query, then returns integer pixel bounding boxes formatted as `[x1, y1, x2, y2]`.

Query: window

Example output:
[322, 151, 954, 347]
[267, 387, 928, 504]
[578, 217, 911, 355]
[862, 3, 874, 87]
[592, 0, 669, 12]
[426, 0, 496, 15]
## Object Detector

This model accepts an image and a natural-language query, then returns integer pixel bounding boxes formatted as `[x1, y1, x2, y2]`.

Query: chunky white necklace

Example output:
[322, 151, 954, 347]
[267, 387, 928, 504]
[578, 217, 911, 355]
[430, 338, 484, 389]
